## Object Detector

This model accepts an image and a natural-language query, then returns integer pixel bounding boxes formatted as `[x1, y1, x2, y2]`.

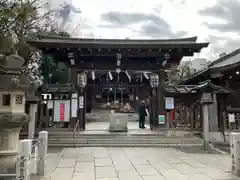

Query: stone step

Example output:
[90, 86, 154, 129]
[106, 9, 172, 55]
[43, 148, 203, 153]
[48, 132, 195, 136]
[50, 136, 165, 139]
[47, 132, 166, 135]
[48, 138, 203, 144]
[86, 113, 138, 122]
[87, 118, 138, 122]
[48, 135, 195, 139]
[48, 143, 203, 147]
[47, 135, 203, 147]
[48, 134, 196, 139]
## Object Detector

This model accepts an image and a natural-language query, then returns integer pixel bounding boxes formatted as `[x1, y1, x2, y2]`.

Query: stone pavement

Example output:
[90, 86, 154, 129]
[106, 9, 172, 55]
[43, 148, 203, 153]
[39, 147, 240, 180]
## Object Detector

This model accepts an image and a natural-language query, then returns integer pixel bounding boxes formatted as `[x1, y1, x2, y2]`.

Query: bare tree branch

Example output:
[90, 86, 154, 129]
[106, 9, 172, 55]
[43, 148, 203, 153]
[166, 61, 195, 84]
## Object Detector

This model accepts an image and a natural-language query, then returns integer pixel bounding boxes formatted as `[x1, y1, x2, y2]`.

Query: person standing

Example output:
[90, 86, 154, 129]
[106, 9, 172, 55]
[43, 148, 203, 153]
[138, 100, 147, 128]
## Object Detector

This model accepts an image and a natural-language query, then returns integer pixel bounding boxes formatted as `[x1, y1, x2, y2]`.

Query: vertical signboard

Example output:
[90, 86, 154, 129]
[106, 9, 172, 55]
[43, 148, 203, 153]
[71, 99, 77, 117]
[71, 93, 78, 117]
[165, 97, 174, 110]
[60, 103, 65, 121]
[47, 100, 53, 109]
[54, 100, 70, 122]
[79, 96, 84, 109]
[158, 115, 165, 124]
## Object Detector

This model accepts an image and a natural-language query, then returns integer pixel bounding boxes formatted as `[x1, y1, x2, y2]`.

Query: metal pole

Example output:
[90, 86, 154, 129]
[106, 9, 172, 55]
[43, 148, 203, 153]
[107, 90, 109, 103]
[114, 88, 116, 103]
[80, 88, 83, 129]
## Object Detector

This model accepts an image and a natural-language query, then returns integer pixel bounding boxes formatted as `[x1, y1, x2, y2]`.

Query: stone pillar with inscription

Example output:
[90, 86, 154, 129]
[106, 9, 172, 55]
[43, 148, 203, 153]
[230, 132, 240, 177]
[0, 54, 30, 175]
[201, 92, 214, 148]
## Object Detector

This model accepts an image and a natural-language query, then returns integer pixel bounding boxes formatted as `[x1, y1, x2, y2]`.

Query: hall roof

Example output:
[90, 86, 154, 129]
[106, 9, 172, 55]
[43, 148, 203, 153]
[38, 82, 232, 95]
[165, 80, 232, 95]
[180, 48, 240, 85]
[26, 35, 209, 51]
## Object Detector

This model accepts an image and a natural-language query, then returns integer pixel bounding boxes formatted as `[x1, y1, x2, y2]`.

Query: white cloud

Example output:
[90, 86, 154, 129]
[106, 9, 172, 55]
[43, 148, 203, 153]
[50, 0, 240, 61]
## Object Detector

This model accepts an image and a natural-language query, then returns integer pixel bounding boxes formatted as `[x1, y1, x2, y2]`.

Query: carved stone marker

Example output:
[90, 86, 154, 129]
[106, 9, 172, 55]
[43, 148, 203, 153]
[108, 113, 128, 132]
[230, 132, 240, 177]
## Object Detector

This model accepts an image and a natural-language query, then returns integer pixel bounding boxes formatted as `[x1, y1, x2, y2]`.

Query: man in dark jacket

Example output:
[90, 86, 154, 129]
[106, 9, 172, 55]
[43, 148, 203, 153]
[138, 100, 147, 128]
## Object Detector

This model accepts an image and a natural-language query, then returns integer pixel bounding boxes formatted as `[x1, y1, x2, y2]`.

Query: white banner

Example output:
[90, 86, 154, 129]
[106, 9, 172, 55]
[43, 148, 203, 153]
[71, 99, 78, 117]
[47, 100, 53, 109]
[79, 96, 84, 109]
[229, 113, 235, 123]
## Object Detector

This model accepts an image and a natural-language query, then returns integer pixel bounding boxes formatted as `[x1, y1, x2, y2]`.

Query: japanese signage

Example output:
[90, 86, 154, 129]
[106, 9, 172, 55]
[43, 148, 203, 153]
[17, 155, 26, 180]
[16, 142, 30, 180]
[79, 96, 84, 109]
[158, 115, 165, 124]
[60, 103, 65, 121]
[229, 113, 235, 123]
[165, 97, 174, 110]
[53, 100, 70, 122]
[41, 93, 52, 100]
[71, 99, 78, 117]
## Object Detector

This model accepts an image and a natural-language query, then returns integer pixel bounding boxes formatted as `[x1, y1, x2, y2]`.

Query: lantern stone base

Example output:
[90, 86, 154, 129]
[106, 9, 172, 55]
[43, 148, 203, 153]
[108, 113, 128, 132]
[0, 113, 29, 174]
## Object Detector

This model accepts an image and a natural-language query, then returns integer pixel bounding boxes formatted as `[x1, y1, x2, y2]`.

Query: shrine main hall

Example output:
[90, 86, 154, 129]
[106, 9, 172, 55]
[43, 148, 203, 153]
[26, 36, 209, 130]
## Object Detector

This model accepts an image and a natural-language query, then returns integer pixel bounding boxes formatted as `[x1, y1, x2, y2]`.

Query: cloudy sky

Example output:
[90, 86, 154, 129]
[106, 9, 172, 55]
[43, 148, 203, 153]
[50, 0, 240, 61]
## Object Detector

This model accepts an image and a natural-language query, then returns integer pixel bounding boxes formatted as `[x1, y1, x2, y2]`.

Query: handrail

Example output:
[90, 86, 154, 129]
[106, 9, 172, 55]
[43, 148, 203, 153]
[73, 119, 80, 148]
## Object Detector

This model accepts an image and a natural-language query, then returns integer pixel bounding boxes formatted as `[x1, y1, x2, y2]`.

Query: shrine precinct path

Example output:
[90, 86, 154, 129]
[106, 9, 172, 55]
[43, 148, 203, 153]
[32, 147, 240, 180]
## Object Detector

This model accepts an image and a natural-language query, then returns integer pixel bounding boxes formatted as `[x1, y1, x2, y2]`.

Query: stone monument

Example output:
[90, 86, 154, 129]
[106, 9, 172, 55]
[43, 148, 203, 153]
[0, 54, 30, 174]
[108, 111, 128, 132]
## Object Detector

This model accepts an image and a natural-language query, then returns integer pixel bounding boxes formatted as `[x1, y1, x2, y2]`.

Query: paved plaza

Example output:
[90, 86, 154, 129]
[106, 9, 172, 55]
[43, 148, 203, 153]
[39, 147, 240, 180]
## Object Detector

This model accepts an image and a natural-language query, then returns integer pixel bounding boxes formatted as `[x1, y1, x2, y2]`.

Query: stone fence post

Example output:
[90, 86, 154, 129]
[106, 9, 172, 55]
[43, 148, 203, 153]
[230, 132, 240, 176]
[30, 142, 38, 174]
[16, 139, 32, 180]
[37, 131, 48, 176]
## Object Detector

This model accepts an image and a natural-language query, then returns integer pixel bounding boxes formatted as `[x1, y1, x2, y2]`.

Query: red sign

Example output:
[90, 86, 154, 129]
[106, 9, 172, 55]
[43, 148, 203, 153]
[60, 104, 65, 121]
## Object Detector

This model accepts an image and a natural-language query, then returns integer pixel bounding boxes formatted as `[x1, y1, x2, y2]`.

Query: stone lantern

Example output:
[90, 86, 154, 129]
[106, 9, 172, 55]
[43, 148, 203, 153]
[0, 54, 30, 174]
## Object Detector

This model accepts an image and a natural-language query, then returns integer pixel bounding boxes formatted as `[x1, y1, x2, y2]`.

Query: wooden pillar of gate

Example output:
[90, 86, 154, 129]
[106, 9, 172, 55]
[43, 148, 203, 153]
[78, 88, 86, 130]
[133, 87, 137, 111]
[189, 103, 194, 129]
[156, 71, 166, 128]
[150, 88, 157, 129]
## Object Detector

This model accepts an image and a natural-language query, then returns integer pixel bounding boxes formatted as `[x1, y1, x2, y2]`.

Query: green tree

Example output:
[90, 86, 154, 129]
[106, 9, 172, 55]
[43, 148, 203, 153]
[0, 0, 70, 84]
[0, 0, 54, 83]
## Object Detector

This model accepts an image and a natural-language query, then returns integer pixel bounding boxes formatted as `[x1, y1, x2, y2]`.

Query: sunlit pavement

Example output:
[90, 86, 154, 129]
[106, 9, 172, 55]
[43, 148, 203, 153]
[37, 147, 240, 180]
